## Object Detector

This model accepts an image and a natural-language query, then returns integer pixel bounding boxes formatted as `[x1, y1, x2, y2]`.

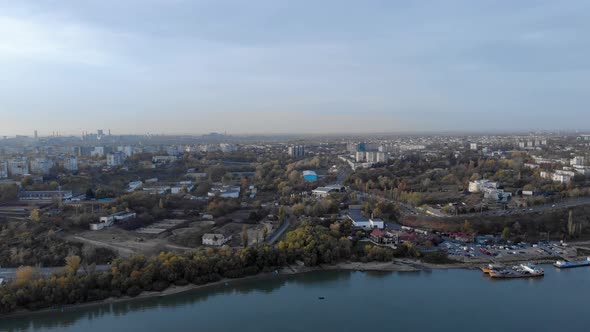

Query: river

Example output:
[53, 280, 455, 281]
[1, 265, 588, 332]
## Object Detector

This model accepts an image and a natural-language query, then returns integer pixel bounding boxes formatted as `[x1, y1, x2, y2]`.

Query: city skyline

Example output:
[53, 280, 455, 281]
[2, 1, 590, 135]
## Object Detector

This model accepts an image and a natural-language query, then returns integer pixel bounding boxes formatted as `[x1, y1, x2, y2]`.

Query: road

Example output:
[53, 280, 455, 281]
[355, 190, 590, 218]
[265, 217, 290, 244]
[456, 197, 590, 218]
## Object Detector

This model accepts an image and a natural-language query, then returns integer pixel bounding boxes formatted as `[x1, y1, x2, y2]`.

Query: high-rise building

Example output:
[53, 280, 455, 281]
[7, 158, 29, 176]
[288, 145, 305, 158]
[34, 130, 38, 139]
[30, 158, 55, 175]
[0, 161, 8, 179]
[107, 152, 126, 167]
[571, 156, 585, 166]
[64, 157, 78, 172]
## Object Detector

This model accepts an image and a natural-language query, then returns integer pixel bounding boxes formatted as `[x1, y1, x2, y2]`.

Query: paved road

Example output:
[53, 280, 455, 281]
[265, 217, 290, 244]
[457, 197, 590, 218]
[356, 190, 590, 218]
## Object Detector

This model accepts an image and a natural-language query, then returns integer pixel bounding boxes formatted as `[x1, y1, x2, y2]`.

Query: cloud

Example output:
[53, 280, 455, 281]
[0, 12, 113, 65]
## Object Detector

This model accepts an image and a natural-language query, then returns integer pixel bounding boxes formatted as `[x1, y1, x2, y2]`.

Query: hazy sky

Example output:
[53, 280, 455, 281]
[1, 0, 589, 136]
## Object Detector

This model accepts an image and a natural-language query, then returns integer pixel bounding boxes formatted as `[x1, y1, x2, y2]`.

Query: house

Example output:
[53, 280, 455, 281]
[202, 233, 232, 246]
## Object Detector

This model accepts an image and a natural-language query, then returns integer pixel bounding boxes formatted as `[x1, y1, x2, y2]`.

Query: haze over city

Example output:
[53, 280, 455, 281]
[1, 0, 590, 135]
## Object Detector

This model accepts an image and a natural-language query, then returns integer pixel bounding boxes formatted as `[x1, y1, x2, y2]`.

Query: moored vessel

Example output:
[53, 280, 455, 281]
[489, 264, 544, 278]
[554, 257, 590, 269]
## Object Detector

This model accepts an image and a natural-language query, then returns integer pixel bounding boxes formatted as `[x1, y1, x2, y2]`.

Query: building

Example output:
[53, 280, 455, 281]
[19, 190, 73, 201]
[152, 155, 179, 164]
[127, 181, 143, 192]
[171, 181, 194, 194]
[483, 188, 512, 203]
[7, 158, 29, 177]
[288, 145, 305, 158]
[30, 158, 54, 175]
[117, 146, 134, 158]
[571, 156, 585, 166]
[468, 180, 498, 193]
[470, 143, 478, 150]
[0, 161, 7, 179]
[370, 228, 399, 245]
[541, 171, 573, 184]
[347, 208, 384, 229]
[312, 184, 345, 197]
[219, 143, 238, 153]
[91, 146, 105, 157]
[208, 185, 241, 198]
[106, 152, 125, 167]
[202, 233, 232, 246]
[302, 170, 318, 182]
[64, 156, 78, 172]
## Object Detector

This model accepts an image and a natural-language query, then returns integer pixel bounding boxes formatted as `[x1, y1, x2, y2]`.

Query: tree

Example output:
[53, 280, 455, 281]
[501, 227, 510, 240]
[262, 226, 269, 240]
[15, 266, 37, 285]
[241, 225, 249, 247]
[30, 209, 41, 222]
[462, 220, 474, 235]
[65, 255, 82, 275]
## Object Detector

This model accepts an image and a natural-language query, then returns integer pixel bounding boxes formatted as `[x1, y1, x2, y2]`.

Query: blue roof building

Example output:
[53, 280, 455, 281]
[302, 170, 318, 182]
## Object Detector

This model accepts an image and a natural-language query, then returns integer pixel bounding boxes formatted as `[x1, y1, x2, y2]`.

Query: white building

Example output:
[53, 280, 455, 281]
[208, 185, 240, 198]
[117, 146, 134, 158]
[64, 156, 78, 172]
[470, 143, 478, 150]
[220, 143, 238, 153]
[202, 234, 232, 246]
[127, 181, 143, 192]
[91, 146, 105, 157]
[468, 180, 498, 193]
[312, 184, 345, 197]
[347, 208, 384, 230]
[571, 156, 585, 166]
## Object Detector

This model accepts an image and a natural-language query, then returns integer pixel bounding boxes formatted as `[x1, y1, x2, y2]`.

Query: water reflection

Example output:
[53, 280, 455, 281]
[1, 271, 351, 331]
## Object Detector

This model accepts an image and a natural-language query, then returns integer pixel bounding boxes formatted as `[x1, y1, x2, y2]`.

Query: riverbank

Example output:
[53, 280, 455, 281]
[0, 256, 566, 319]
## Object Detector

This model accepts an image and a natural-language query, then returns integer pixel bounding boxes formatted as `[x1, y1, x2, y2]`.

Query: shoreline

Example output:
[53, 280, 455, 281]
[0, 257, 566, 320]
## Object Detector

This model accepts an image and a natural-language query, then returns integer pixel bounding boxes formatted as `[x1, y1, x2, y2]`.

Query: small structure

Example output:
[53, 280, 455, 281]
[202, 233, 232, 246]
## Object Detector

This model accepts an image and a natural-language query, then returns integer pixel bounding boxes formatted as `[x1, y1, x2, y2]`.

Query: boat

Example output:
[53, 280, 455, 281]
[481, 263, 505, 274]
[554, 257, 590, 269]
[318, 297, 325, 300]
[489, 264, 544, 279]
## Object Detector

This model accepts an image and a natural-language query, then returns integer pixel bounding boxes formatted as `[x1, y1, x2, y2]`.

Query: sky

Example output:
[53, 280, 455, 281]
[0, 0, 589, 136]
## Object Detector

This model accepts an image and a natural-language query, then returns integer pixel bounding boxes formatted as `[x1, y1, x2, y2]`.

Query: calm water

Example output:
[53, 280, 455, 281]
[2, 265, 589, 332]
